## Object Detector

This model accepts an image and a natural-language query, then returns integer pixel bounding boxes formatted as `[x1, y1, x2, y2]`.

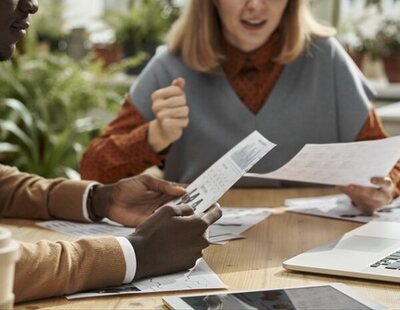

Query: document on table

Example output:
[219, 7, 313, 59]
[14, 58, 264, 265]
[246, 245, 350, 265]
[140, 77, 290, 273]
[37, 208, 273, 244]
[37, 219, 134, 237]
[285, 194, 400, 223]
[210, 208, 273, 244]
[246, 136, 400, 187]
[67, 259, 226, 299]
[167, 131, 276, 214]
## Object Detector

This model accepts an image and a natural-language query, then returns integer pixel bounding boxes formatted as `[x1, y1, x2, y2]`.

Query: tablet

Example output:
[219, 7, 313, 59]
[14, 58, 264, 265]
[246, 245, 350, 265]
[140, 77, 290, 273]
[163, 283, 385, 310]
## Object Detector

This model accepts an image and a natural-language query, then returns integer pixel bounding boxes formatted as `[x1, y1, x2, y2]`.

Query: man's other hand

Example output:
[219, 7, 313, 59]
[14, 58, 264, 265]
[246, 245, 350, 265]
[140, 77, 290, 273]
[128, 203, 222, 279]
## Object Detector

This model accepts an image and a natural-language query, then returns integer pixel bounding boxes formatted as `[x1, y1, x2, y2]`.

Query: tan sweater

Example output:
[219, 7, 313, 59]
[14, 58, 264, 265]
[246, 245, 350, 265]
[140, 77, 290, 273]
[0, 165, 126, 302]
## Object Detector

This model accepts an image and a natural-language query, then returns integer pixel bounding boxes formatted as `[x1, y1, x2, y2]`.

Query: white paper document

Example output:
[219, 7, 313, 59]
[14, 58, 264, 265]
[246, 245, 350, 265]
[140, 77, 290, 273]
[246, 136, 400, 187]
[286, 194, 400, 223]
[37, 208, 272, 244]
[209, 208, 273, 244]
[167, 131, 276, 214]
[37, 219, 134, 237]
[67, 259, 226, 299]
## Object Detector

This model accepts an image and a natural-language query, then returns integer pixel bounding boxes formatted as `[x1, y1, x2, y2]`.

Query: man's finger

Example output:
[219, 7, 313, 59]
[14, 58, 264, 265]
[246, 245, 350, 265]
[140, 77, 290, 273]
[157, 204, 194, 217]
[141, 175, 186, 196]
[201, 203, 222, 225]
[173, 204, 194, 217]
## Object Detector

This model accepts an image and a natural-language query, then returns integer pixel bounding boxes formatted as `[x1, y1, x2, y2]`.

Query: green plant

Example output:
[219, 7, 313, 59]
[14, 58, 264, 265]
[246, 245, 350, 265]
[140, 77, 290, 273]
[30, 0, 67, 45]
[376, 18, 400, 56]
[105, 0, 180, 50]
[0, 98, 98, 179]
[0, 52, 144, 178]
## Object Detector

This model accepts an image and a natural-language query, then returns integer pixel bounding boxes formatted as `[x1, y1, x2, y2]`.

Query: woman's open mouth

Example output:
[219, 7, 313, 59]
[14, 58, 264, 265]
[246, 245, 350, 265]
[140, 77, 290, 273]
[241, 19, 267, 31]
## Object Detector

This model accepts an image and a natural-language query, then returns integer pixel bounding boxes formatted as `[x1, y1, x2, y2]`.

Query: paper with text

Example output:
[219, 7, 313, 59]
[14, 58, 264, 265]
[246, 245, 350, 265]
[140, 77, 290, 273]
[67, 259, 226, 299]
[246, 136, 400, 187]
[37, 208, 273, 244]
[37, 219, 134, 237]
[210, 208, 273, 244]
[167, 131, 276, 214]
[286, 194, 400, 223]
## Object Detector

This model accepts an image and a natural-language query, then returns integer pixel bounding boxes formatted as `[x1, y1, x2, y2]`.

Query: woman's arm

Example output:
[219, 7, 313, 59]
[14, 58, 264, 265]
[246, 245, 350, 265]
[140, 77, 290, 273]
[80, 95, 164, 184]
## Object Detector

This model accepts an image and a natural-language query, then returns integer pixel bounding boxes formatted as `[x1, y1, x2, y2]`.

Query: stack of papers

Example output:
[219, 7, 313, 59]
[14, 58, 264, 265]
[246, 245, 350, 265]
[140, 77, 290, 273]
[286, 194, 400, 223]
[67, 259, 226, 299]
[37, 207, 272, 244]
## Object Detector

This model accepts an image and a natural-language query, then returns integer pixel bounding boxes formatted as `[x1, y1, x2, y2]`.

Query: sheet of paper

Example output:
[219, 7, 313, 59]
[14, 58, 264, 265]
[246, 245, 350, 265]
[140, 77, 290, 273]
[167, 131, 276, 214]
[37, 219, 134, 237]
[37, 208, 273, 244]
[286, 194, 400, 223]
[246, 136, 400, 187]
[67, 259, 226, 299]
[209, 208, 273, 244]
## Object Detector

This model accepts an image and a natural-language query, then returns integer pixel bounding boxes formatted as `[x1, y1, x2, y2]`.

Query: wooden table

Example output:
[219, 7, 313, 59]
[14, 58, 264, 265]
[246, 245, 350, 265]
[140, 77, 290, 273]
[3, 187, 400, 309]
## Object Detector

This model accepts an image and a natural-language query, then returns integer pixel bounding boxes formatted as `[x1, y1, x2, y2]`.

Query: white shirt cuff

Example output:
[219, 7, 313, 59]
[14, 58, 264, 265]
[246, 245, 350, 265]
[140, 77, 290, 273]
[115, 236, 137, 283]
[82, 182, 101, 222]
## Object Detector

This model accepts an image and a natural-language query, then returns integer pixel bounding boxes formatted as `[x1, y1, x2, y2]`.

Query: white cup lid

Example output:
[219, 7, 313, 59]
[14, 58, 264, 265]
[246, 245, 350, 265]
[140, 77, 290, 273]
[0, 228, 19, 259]
[0, 228, 12, 248]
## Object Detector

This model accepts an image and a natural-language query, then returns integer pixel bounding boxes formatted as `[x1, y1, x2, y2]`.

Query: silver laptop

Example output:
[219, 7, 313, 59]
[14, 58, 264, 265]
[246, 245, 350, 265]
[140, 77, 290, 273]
[283, 221, 400, 283]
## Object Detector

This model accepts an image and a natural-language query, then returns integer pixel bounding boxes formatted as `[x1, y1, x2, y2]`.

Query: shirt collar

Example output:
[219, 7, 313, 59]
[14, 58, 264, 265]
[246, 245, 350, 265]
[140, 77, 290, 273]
[222, 31, 280, 77]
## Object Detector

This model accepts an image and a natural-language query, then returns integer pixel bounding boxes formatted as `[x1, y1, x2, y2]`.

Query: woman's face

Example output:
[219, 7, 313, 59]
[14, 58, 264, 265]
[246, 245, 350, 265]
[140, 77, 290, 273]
[216, 0, 288, 52]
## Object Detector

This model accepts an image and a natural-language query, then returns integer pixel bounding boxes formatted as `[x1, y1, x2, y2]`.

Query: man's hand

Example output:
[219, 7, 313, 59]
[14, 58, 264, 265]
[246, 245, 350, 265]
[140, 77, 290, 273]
[91, 174, 186, 226]
[127, 203, 222, 279]
[148, 78, 189, 153]
[338, 176, 395, 215]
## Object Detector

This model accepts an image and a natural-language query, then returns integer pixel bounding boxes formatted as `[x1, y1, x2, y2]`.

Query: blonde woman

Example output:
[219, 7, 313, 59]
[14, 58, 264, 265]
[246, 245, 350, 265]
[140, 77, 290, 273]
[81, 0, 399, 215]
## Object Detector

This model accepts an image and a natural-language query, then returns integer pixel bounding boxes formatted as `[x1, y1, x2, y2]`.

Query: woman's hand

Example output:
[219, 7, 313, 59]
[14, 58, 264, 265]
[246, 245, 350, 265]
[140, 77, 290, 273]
[338, 176, 395, 215]
[148, 77, 189, 152]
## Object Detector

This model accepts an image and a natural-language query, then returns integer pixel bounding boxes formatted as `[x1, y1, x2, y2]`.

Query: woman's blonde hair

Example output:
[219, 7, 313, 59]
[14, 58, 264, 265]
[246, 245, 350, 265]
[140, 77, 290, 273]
[166, 0, 336, 72]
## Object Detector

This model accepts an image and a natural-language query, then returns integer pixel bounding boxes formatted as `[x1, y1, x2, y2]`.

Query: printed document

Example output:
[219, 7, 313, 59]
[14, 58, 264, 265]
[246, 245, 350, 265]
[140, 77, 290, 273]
[37, 219, 133, 237]
[285, 194, 400, 223]
[37, 208, 273, 244]
[246, 136, 400, 187]
[167, 131, 276, 213]
[210, 208, 273, 244]
[67, 259, 226, 299]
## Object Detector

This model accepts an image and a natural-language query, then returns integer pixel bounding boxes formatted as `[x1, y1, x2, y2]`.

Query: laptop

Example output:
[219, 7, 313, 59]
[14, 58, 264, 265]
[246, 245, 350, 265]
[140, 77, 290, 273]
[283, 221, 400, 283]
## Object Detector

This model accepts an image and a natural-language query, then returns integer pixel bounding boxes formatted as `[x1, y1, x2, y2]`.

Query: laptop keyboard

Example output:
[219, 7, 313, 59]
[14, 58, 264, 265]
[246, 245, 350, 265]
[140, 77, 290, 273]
[370, 250, 400, 269]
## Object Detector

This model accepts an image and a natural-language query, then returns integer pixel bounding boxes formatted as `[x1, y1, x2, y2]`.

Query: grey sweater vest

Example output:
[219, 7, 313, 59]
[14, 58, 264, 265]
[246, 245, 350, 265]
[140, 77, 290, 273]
[130, 37, 375, 187]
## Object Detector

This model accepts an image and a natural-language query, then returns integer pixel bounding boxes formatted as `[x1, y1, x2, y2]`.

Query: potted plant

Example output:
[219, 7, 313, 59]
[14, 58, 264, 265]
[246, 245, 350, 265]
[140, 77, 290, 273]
[0, 51, 131, 178]
[376, 17, 400, 82]
[30, 0, 67, 52]
[104, 0, 180, 74]
[337, 2, 383, 70]
[337, 0, 400, 82]
[361, 0, 400, 82]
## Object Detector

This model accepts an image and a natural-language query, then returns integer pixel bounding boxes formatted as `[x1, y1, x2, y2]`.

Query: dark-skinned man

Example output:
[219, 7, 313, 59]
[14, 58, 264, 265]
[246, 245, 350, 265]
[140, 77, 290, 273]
[0, 0, 221, 303]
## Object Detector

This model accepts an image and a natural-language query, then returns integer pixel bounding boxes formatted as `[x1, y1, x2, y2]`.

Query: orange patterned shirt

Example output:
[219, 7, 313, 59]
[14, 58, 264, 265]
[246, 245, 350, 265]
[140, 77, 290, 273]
[80, 39, 400, 195]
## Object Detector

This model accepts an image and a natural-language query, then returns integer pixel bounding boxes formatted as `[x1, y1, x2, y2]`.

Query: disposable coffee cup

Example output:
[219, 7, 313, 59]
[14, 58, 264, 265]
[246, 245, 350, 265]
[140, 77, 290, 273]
[0, 228, 20, 309]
